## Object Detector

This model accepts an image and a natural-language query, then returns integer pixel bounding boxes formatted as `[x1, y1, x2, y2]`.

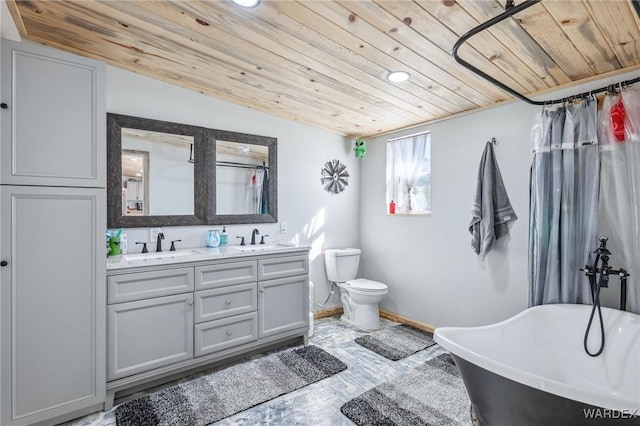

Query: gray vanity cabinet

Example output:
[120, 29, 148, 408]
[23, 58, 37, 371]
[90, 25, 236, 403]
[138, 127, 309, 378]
[107, 293, 194, 381]
[106, 251, 310, 408]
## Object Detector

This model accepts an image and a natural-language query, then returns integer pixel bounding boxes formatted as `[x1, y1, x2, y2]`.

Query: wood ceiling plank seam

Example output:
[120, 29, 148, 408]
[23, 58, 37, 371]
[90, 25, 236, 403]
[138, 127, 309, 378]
[514, 3, 596, 79]
[19, 12, 391, 136]
[540, 1, 620, 74]
[5, 0, 28, 36]
[357, 0, 509, 101]
[372, 0, 530, 97]
[292, 0, 476, 113]
[194, 0, 450, 118]
[455, 0, 571, 87]
[329, 0, 492, 107]
[33, 1, 412, 131]
[582, 0, 640, 68]
[155, 0, 441, 120]
[412, 0, 545, 93]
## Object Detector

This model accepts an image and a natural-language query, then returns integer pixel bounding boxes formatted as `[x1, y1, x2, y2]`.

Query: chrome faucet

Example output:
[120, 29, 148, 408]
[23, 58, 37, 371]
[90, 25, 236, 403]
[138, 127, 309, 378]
[250, 228, 260, 245]
[156, 232, 165, 252]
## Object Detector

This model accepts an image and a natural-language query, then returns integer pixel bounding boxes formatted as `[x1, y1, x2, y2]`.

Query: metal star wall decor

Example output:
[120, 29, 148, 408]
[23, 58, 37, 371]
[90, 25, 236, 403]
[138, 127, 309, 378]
[321, 159, 349, 194]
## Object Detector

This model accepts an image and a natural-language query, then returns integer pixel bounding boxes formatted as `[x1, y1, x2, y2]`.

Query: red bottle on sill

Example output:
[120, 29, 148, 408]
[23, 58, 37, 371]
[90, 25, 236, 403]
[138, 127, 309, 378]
[389, 200, 395, 214]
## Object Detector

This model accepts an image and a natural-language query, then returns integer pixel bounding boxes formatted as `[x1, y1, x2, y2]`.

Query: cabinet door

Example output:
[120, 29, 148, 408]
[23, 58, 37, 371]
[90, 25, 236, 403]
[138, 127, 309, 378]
[0, 186, 106, 426]
[108, 293, 194, 381]
[1, 40, 105, 187]
[258, 276, 309, 339]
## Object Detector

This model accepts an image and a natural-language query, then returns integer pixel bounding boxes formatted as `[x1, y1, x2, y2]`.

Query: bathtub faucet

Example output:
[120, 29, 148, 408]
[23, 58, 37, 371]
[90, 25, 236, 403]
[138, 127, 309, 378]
[581, 236, 630, 357]
[580, 237, 630, 310]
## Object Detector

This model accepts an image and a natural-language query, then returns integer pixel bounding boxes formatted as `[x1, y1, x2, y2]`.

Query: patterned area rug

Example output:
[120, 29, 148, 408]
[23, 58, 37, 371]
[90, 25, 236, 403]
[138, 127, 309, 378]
[355, 325, 436, 361]
[341, 353, 472, 425]
[115, 345, 347, 426]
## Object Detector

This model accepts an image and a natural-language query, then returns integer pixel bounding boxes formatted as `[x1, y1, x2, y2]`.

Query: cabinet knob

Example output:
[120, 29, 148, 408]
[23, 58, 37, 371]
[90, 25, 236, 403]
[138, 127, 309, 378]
[187, 300, 193, 306]
[259, 288, 264, 293]
[0, 103, 7, 109]
[225, 299, 231, 305]
[0, 261, 7, 267]
[226, 330, 232, 336]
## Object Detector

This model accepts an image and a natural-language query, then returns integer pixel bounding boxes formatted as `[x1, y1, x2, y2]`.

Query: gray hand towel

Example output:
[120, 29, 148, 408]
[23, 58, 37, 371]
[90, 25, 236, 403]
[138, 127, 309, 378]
[469, 142, 517, 258]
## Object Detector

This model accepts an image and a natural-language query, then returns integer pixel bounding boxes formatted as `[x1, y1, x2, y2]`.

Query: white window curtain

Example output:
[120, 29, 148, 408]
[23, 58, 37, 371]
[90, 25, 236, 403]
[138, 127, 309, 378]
[386, 132, 431, 214]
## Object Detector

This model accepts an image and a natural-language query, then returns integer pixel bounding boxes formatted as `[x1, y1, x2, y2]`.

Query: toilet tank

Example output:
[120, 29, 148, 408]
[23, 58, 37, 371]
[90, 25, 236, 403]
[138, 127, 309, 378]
[324, 248, 361, 282]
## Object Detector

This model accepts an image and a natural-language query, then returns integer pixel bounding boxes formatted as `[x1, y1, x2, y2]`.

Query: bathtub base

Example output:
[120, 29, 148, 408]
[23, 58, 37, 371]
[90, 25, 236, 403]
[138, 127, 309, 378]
[452, 354, 640, 426]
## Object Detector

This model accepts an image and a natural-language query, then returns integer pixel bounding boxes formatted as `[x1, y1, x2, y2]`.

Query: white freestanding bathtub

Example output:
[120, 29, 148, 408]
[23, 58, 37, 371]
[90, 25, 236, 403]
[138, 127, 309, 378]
[435, 304, 640, 426]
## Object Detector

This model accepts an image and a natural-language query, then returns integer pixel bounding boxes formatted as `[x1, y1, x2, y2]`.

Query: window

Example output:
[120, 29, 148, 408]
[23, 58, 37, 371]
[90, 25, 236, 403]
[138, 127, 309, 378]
[386, 132, 431, 215]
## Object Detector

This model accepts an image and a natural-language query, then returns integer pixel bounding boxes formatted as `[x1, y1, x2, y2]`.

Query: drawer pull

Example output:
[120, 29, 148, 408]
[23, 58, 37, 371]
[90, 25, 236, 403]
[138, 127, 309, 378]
[225, 299, 232, 305]
[226, 330, 232, 336]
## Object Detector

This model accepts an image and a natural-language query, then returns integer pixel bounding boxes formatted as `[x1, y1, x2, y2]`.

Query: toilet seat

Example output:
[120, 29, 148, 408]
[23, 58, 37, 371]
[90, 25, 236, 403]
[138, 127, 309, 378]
[345, 278, 387, 292]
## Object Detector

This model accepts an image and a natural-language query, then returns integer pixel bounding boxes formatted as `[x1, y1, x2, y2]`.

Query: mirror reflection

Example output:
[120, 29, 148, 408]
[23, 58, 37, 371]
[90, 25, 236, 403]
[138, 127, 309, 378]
[121, 128, 194, 216]
[216, 140, 269, 215]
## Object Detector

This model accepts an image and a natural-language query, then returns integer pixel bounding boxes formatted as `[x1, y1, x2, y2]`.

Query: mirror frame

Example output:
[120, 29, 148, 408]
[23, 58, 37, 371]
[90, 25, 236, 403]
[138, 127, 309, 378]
[209, 129, 278, 225]
[107, 113, 211, 228]
[107, 113, 278, 228]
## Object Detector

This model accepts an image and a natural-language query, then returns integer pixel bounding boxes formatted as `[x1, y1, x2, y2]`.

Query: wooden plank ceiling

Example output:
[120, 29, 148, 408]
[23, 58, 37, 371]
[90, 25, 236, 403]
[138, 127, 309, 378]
[8, 0, 640, 137]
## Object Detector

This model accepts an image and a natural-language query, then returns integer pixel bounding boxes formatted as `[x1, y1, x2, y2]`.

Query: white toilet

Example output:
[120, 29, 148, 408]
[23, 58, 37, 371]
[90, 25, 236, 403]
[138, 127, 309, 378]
[324, 248, 388, 331]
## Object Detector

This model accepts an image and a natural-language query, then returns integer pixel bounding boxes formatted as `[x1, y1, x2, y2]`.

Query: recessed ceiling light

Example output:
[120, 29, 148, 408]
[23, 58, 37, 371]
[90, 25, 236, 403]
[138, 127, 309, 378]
[386, 71, 410, 83]
[231, 0, 261, 8]
[129, 157, 138, 161]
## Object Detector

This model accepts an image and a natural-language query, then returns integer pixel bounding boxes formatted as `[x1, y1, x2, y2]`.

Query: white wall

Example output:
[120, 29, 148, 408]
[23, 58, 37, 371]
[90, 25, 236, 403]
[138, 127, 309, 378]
[107, 66, 358, 311]
[360, 71, 640, 328]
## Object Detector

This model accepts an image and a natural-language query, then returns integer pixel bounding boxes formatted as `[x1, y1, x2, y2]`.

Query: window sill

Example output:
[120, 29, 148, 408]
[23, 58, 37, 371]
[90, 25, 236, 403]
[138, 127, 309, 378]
[387, 212, 431, 217]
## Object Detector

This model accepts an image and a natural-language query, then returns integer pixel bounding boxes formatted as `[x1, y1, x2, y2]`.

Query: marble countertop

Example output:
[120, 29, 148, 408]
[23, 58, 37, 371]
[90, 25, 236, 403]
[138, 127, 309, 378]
[106, 243, 310, 271]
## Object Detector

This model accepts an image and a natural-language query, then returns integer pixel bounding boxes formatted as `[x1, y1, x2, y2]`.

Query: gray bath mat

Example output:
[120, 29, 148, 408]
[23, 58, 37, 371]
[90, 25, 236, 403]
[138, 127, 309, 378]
[115, 345, 347, 426]
[355, 324, 436, 360]
[341, 353, 472, 425]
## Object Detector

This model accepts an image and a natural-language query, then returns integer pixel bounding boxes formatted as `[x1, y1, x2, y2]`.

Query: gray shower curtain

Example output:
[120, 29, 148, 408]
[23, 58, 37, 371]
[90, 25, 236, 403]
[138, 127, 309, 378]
[529, 99, 599, 306]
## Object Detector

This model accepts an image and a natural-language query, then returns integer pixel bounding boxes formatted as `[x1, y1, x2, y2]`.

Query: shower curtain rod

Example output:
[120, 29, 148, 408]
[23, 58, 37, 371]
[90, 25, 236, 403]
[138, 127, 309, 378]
[216, 160, 268, 170]
[452, 0, 640, 106]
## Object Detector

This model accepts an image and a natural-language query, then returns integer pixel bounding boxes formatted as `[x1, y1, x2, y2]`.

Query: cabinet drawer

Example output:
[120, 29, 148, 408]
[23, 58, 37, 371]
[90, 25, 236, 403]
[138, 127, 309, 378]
[108, 268, 194, 304]
[195, 260, 257, 290]
[257, 255, 309, 281]
[195, 283, 257, 324]
[195, 312, 258, 357]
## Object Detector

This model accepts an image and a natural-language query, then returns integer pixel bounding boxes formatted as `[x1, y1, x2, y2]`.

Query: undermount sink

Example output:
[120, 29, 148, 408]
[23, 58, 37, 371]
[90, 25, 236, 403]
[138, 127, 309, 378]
[122, 250, 197, 261]
[232, 244, 289, 252]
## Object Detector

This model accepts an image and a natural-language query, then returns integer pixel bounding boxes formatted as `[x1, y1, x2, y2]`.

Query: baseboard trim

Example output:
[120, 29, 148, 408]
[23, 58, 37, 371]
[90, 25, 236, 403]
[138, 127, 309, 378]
[314, 307, 436, 334]
[379, 309, 435, 334]
[314, 306, 343, 319]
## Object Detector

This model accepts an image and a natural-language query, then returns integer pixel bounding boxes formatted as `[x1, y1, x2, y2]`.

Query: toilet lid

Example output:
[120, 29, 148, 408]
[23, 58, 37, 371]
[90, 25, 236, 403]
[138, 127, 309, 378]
[346, 278, 387, 291]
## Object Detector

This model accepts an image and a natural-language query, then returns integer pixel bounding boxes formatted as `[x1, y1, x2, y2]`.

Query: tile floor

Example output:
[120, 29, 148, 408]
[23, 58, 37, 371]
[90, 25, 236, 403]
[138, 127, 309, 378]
[65, 316, 446, 426]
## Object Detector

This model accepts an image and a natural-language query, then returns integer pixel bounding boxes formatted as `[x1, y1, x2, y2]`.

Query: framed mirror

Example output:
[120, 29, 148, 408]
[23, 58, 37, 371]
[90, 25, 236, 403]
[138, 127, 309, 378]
[107, 114, 277, 228]
[209, 129, 277, 225]
[107, 113, 212, 228]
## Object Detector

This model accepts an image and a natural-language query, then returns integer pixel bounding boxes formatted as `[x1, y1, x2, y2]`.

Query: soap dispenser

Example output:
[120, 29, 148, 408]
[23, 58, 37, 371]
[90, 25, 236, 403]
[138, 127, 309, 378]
[220, 226, 228, 246]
